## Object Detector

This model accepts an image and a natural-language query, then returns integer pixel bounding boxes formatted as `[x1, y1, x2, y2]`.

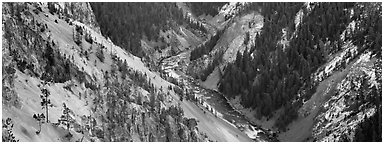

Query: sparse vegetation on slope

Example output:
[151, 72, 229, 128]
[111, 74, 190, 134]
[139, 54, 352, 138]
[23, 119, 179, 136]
[2, 2, 210, 142]
[2, 2, 381, 142]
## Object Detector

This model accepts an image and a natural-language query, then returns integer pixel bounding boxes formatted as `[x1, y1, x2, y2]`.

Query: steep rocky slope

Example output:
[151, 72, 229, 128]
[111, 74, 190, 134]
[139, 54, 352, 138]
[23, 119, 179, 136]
[185, 2, 381, 142]
[2, 2, 381, 142]
[2, 2, 247, 142]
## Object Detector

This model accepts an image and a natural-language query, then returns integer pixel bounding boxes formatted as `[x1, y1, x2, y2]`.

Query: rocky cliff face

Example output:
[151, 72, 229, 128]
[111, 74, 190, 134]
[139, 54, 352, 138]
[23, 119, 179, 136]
[62, 2, 101, 33]
[185, 2, 381, 142]
[46, 2, 101, 33]
[2, 2, 205, 142]
[2, 2, 381, 142]
[312, 51, 381, 142]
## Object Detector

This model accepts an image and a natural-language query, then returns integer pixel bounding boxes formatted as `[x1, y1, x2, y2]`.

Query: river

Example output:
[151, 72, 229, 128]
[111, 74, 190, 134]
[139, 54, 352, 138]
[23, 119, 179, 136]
[160, 53, 277, 142]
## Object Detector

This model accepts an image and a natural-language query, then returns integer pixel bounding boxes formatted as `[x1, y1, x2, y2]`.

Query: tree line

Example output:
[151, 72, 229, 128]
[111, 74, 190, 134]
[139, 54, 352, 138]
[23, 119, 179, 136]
[90, 3, 184, 58]
[186, 2, 227, 17]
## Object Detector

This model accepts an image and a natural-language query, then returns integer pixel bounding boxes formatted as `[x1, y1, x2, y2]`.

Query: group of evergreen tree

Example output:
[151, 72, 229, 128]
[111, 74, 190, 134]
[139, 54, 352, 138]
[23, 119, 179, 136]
[2, 118, 19, 142]
[219, 2, 357, 130]
[347, 2, 382, 58]
[91, 2, 233, 63]
[90, 3, 185, 58]
[184, 17, 207, 35]
[353, 72, 382, 142]
[186, 2, 227, 17]
[354, 111, 382, 142]
[5, 2, 205, 142]
[190, 29, 224, 61]
[41, 40, 88, 83]
[98, 64, 201, 141]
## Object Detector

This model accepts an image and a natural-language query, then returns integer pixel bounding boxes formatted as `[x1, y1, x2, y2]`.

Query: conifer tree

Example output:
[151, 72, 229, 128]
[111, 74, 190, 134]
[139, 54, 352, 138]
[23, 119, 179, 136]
[59, 103, 74, 132]
[39, 81, 52, 123]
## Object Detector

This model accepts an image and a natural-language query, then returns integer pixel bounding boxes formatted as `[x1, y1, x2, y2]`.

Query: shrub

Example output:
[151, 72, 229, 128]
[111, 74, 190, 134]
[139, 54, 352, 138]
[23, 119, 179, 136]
[32, 113, 45, 134]
[2, 118, 19, 142]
